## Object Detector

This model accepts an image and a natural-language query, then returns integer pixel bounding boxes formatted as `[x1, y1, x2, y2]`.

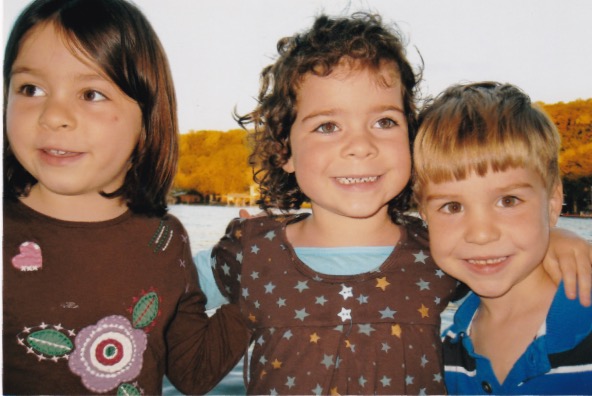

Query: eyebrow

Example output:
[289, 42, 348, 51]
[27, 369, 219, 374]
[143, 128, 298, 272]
[11, 65, 108, 83]
[300, 104, 405, 124]
[424, 182, 535, 202]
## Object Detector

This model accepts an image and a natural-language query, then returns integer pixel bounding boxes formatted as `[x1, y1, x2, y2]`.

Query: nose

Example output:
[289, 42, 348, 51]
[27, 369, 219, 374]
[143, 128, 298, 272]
[38, 96, 76, 131]
[342, 128, 378, 159]
[464, 209, 501, 245]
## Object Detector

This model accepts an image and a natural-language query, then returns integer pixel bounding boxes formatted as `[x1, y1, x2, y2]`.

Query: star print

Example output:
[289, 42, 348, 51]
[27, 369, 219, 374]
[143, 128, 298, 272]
[380, 375, 391, 387]
[358, 324, 375, 336]
[359, 376, 367, 387]
[330, 387, 340, 395]
[375, 277, 390, 291]
[421, 354, 429, 367]
[54, 324, 63, 331]
[295, 308, 310, 321]
[313, 274, 323, 281]
[39, 322, 48, 329]
[236, 252, 243, 263]
[251, 244, 260, 254]
[248, 313, 257, 323]
[435, 269, 445, 278]
[416, 279, 430, 290]
[295, 280, 309, 293]
[260, 369, 267, 379]
[234, 229, 242, 238]
[254, 300, 261, 309]
[405, 375, 414, 385]
[286, 376, 296, 389]
[272, 358, 282, 369]
[315, 296, 328, 305]
[391, 324, 402, 338]
[259, 355, 267, 364]
[339, 284, 353, 300]
[321, 354, 334, 369]
[381, 342, 391, 353]
[283, 330, 293, 340]
[419, 388, 427, 396]
[357, 294, 369, 304]
[312, 384, 323, 395]
[264, 230, 276, 240]
[337, 307, 352, 322]
[345, 339, 355, 352]
[242, 288, 249, 298]
[221, 263, 230, 275]
[413, 250, 429, 263]
[251, 271, 259, 279]
[434, 296, 441, 305]
[257, 336, 265, 345]
[264, 282, 276, 294]
[310, 332, 320, 343]
[379, 307, 397, 319]
[433, 373, 443, 383]
[418, 304, 430, 318]
[270, 389, 278, 396]
[334, 325, 344, 332]
[277, 297, 286, 307]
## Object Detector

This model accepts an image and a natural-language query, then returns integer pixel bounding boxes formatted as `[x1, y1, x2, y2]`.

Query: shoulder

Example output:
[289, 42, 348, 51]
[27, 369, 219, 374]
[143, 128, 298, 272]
[546, 282, 592, 352]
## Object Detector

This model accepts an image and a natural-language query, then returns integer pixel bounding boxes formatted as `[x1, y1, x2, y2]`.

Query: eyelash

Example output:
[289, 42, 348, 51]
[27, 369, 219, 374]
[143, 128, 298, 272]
[16, 84, 108, 102]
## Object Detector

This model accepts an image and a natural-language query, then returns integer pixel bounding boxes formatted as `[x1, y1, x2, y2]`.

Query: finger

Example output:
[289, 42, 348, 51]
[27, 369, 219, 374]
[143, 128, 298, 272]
[576, 249, 592, 307]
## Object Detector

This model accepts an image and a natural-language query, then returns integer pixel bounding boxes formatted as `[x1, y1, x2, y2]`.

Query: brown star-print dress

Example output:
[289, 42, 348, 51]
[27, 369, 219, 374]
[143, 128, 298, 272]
[212, 213, 457, 395]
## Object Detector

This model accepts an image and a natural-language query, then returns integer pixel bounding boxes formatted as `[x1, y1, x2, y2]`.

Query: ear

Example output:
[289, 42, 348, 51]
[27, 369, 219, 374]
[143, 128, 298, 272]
[282, 157, 295, 174]
[548, 182, 563, 227]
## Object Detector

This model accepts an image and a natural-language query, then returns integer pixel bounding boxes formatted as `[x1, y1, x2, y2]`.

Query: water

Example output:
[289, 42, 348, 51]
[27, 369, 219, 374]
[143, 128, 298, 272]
[164, 204, 591, 395]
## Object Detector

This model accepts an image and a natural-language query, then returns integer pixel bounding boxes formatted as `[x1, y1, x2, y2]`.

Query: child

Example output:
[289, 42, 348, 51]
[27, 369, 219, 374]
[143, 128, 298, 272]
[195, 13, 592, 395]
[413, 81, 592, 394]
[3, 0, 248, 394]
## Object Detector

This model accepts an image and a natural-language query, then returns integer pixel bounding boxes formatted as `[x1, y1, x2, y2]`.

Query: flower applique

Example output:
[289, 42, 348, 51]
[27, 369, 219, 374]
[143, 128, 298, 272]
[68, 315, 147, 393]
[12, 241, 43, 271]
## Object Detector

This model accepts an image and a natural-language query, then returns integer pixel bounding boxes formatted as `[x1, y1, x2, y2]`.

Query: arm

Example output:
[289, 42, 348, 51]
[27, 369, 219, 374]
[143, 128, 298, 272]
[544, 227, 592, 307]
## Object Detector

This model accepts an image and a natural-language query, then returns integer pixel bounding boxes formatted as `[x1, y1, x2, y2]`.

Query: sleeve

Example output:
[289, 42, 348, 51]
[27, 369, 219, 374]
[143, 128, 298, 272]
[194, 248, 229, 310]
[211, 218, 246, 304]
[165, 221, 251, 394]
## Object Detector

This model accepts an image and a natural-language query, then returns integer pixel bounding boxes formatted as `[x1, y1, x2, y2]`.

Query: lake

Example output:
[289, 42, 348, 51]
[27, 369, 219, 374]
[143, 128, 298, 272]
[164, 204, 592, 395]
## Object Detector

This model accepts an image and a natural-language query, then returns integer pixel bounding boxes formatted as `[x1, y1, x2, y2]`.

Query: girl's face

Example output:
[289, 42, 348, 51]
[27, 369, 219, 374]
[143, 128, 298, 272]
[6, 22, 142, 209]
[284, 62, 411, 221]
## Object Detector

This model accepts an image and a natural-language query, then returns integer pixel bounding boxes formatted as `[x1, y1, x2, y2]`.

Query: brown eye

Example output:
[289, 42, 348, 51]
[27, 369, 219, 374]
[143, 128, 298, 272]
[442, 202, 462, 214]
[19, 84, 44, 97]
[315, 122, 339, 134]
[82, 90, 107, 102]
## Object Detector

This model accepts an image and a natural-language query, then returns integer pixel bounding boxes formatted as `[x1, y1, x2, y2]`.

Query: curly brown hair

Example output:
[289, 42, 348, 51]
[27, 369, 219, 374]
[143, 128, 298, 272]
[237, 12, 421, 224]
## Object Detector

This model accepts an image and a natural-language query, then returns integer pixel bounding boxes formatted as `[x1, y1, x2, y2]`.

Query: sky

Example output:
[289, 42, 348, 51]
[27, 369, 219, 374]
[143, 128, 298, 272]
[3, 0, 592, 133]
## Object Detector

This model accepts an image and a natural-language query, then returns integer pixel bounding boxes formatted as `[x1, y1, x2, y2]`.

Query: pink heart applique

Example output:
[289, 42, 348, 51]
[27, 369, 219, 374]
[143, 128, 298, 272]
[12, 242, 43, 272]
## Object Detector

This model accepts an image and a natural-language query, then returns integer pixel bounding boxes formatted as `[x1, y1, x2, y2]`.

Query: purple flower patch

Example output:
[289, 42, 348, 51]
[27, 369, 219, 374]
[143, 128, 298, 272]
[68, 315, 147, 393]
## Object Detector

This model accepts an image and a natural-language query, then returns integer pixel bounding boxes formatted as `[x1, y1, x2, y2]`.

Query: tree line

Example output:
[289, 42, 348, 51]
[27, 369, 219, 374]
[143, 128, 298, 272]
[173, 98, 592, 213]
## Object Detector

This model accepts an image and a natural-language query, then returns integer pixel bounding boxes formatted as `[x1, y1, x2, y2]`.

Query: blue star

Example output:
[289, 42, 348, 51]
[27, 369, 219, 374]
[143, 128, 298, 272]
[221, 263, 230, 275]
[312, 384, 323, 395]
[421, 354, 429, 367]
[433, 373, 443, 383]
[358, 376, 367, 387]
[264, 282, 276, 294]
[277, 297, 286, 307]
[265, 231, 276, 240]
[357, 294, 369, 304]
[254, 300, 260, 309]
[381, 342, 391, 353]
[259, 355, 267, 364]
[250, 244, 260, 254]
[257, 336, 265, 345]
[236, 252, 243, 263]
[286, 376, 296, 389]
[295, 280, 309, 293]
[380, 375, 391, 387]
[294, 308, 310, 321]
[435, 269, 446, 278]
[242, 288, 249, 298]
[321, 354, 334, 369]
[251, 271, 259, 279]
[315, 296, 328, 305]
[358, 324, 375, 336]
[405, 375, 414, 385]
[413, 250, 429, 264]
[379, 306, 397, 319]
[283, 330, 293, 340]
[270, 389, 278, 396]
[416, 279, 430, 290]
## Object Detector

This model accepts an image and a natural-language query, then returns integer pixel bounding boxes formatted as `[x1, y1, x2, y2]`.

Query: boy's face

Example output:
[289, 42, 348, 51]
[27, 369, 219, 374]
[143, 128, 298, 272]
[283, 63, 410, 221]
[421, 167, 563, 299]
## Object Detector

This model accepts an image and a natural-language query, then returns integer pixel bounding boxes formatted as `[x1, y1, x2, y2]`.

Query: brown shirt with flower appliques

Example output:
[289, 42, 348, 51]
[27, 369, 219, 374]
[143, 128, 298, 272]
[3, 198, 249, 395]
[212, 213, 457, 395]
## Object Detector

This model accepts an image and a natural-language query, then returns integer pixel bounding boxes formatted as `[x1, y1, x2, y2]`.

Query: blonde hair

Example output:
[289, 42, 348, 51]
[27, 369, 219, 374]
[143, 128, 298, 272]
[413, 82, 561, 204]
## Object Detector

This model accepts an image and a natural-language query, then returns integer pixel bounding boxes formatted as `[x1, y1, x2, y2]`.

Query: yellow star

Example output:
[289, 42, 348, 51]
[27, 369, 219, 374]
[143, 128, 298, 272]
[376, 277, 390, 291]
[418, 304, 429, 318]
[345, 339, 351, 348]
[234, 230, 242, 239]
[391, 324, 402, 338]
[248, 313, 257, 323]
[310, 332, 320, 343]
[259, 370, 267, 379]
[271, 358, 282, 369]
[330, 387, 340, 395]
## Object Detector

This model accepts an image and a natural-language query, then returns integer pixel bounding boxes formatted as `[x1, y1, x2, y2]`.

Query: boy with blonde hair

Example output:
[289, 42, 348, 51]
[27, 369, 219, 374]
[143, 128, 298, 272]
[413, 81, 592, 394]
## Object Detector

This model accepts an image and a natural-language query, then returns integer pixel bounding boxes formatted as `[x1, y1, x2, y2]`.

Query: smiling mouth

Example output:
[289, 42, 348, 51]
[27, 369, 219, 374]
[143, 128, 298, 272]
[335, 176, 379, 185]
[44, 149, 79, 157]
[467, 256, 508, 265]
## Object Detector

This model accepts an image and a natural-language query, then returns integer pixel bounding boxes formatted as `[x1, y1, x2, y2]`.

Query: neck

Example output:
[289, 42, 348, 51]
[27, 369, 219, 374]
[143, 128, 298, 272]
[287, 207, 401, 247]
[21, 185, 129, 222]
